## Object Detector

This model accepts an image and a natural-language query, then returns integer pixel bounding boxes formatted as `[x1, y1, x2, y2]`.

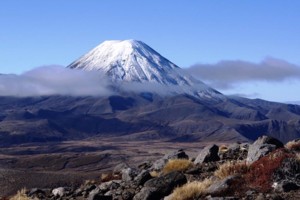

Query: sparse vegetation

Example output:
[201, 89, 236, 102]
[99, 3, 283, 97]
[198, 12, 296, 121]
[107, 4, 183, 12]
[162, 159, 194, 174]
[245, 149, 291, 192]
[169, 179, 213, 200]
[214, 161, 249, 179]
[100, 172, 121, 182]
[219, 145, 228, 153]
[6, 136, 300, 199]
[149, 170, 160, 177]
[9, 188, 30, 200]
[286, 140, 300, 151]
[296, 153, 300, 161]
[84, 179, 96, 185]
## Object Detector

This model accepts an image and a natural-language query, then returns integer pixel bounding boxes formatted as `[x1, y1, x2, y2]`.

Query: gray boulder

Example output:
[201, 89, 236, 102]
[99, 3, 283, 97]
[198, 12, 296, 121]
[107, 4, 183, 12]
[246, 136, 283, 164]
[134, 171, 187, 200]
[88, 188, 101, 200]
[133, 187, 158, 200]
[122, 189, 135, 200]
[113, 162, 129, 174]
[88, 187, 112, 200]
[134, 170, 152, 186]
[52, 187, 65, 197]
[207, 175, 239, 196]
[273, 181, 299, 192]
[99, 180, 122, 193]
[122, 167, 138, 182]
[28, 188, 46, 196]
[151, 149, 189, 171]
[99, 181, 113, 193]
[194, 144, 220, 164]
[273, 157, 300, 192]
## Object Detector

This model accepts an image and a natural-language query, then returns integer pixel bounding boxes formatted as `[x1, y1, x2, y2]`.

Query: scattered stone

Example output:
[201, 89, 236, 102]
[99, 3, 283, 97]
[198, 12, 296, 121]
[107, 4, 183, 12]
[206, 175, 239, 196]
[219, 143, 249, 160]
[122, 167, 138, 182]
[255, 193, 266, 200]
[205, 196, 239, 200]
[110, 181, 121, 190]
[134, 170, 152, 186]
[88, 187, 101, 200]
[274, 181, 299, 192]
[28, 188, 45, 196]
[194, 144, 220, 164]
[52, 187, 65, 197]
[134, 171, 187, 200]
[133, 187, 158, 200]
[138, 161, 152, 170]
[113, 162, 130, 175]
[245, 190, 256, 196]
[98, 180, 121, 195]
[74, 187, 83, 196]
[265, 193, 283, 200]
[273, 157, 300, 186]
[122, 189, 135, 200]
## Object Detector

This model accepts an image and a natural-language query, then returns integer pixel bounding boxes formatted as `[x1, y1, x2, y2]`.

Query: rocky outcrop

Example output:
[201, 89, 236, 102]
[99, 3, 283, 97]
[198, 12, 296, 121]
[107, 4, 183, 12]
[246, 136, 283, 164]
[13, 136, 300, 200]
[194, 144, 220, 164]
[219, 143, 249, 160]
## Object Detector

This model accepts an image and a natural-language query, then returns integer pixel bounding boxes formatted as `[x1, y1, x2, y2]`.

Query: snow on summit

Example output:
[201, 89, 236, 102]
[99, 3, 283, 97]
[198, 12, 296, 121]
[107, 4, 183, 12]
[68, 39, 189, 85]
[68, 39, 224, 99]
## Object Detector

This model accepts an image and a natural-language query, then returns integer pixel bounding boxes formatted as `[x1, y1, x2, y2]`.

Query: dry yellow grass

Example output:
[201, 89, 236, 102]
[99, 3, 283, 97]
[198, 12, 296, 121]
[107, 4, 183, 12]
[214, 161, 249, 179]
[286, 140, 300, 151]
[150, 170, 160, 177]
[296, 153, 300, 161]
[169, 179, 213, 200]
[162, 159, 194, 174]
[9, 188, 30, 200]
[219, 145, 229, 153]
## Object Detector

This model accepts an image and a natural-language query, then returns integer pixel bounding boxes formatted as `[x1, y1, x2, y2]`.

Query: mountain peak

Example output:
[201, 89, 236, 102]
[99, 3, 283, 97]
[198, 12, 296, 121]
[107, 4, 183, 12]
[68, 39, 224, 100]
[98, 39, 145, 52]
[68, 39, 184, 85]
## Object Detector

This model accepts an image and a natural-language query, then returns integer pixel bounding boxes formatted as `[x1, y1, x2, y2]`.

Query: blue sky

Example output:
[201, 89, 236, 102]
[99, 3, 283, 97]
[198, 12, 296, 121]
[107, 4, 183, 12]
[1, 0, 300, 102]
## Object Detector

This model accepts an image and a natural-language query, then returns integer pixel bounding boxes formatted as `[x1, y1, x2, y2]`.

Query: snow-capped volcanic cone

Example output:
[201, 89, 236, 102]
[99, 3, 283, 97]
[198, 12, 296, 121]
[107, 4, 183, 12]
[68, 39, 223, 99]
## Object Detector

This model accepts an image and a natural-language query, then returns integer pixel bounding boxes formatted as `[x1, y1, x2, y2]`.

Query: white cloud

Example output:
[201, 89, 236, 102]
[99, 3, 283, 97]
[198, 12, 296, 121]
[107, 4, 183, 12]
[0, 65, 113, 97]
[186, 57, 300, 89]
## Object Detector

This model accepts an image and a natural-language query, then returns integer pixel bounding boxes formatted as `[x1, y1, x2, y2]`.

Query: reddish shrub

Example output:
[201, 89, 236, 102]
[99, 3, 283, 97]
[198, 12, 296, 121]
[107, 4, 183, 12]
[244, 148, 292, 192]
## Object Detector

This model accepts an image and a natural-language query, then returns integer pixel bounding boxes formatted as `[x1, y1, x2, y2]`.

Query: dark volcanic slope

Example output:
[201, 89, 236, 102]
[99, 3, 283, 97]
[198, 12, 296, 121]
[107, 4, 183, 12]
[0, 94, 300, 146]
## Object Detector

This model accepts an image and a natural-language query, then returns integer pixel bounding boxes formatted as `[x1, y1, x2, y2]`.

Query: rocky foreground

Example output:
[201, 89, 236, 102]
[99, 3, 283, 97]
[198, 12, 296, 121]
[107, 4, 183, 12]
[8, 136, 300, 200]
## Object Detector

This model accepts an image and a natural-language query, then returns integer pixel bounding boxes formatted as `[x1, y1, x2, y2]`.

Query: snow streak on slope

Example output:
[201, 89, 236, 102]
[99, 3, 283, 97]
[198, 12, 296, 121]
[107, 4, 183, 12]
[68, 40, 224, 100]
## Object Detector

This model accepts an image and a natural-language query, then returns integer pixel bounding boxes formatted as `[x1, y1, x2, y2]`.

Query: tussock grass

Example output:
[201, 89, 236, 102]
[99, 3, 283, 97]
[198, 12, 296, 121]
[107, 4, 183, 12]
[84, 179, 96, 185]
[296, 153, 300, 161]
[219, 145, 229, 153]
[162, 159, 194, 174]
[286, 140, 300, 151]
[214, 161, 249, 179]
[169, 179, 213, 200]
[9, 188, 30, 200]
[100, 172, 121, 182]
[149, 170, 160, 177]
